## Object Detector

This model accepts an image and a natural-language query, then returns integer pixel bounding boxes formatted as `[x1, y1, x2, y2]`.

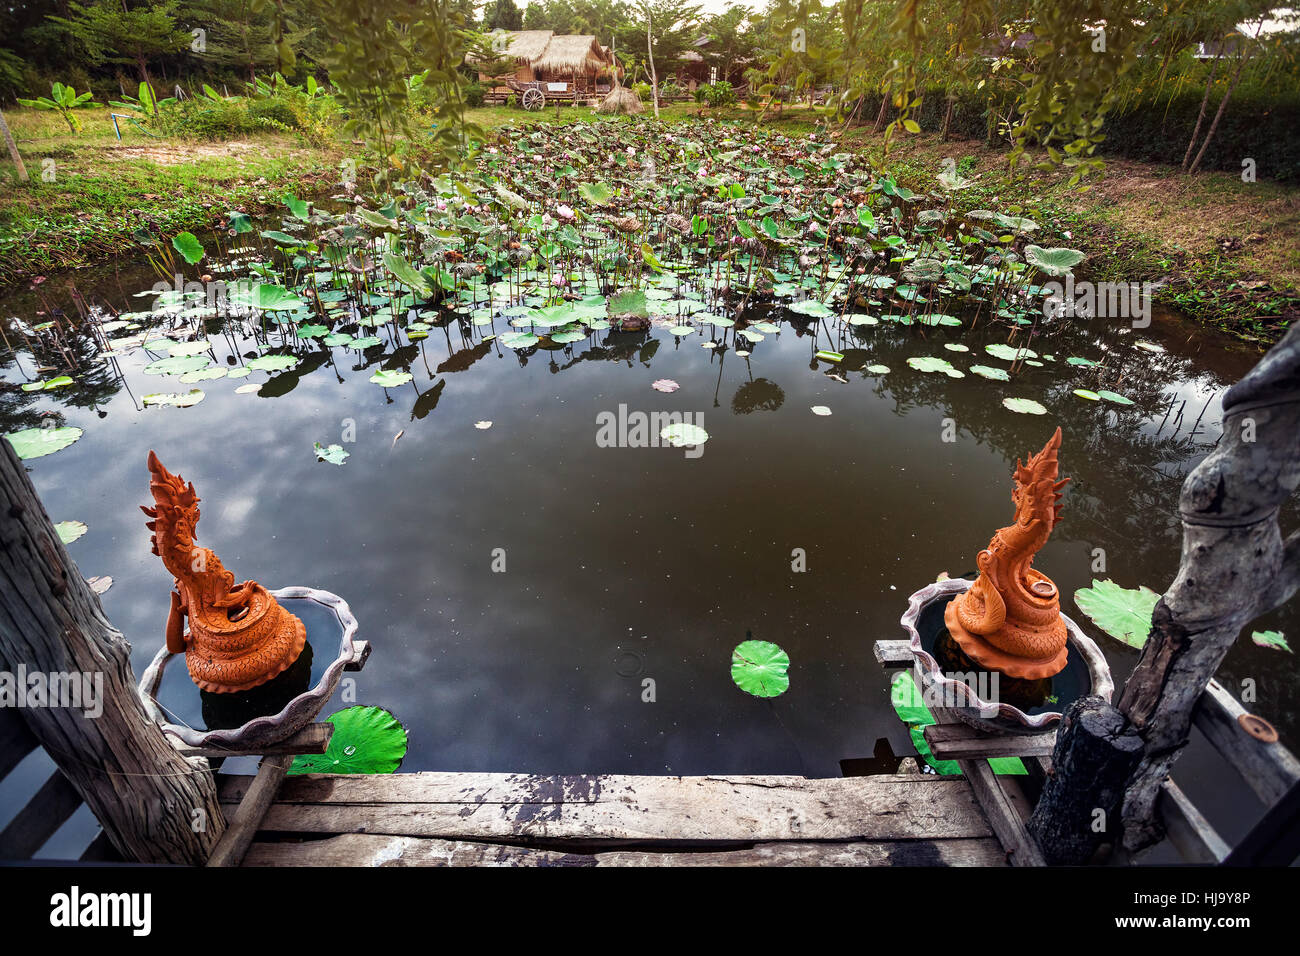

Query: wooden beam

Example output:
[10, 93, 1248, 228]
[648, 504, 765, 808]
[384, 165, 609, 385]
[176, 722, 333, 759]
[1222, 778, 1300, 866]
[0, 439, 225, 863]
[206, 754, 294, 867]
[241, 833, 1008, 867]
[924, 722, 1057, 760]
[220, 772, 994, 843]
[0, 769, 82, 860]
[0, 706, 38, 781]
[958, 758, 1046, 866]
[1193, 679, 1300, 807]
[1157, 779, 1229, 864]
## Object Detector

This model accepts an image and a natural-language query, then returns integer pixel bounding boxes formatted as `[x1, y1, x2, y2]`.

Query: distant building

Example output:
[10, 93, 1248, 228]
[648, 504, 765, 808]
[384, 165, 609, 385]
[470, 30, 618, 93]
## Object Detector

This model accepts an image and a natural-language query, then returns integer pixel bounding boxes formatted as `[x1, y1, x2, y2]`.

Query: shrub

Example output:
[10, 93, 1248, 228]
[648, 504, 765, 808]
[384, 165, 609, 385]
[701, 81, 736, 109]
[632, 82, 653, 101]
[464, 81, 485, 108]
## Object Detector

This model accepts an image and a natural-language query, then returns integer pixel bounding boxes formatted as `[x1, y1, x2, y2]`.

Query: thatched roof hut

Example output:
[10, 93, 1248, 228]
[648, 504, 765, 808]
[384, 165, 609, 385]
[471, 31, 617, 90]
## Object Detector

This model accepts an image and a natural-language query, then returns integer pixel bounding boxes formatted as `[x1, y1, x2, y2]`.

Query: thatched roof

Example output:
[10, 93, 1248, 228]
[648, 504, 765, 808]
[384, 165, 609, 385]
[471, 30, 613, 74]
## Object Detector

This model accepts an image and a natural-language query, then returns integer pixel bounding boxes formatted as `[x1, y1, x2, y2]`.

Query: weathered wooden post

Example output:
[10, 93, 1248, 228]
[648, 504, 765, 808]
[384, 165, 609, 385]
[1031, 322, 1300, 859]
[0, 439, 225, 863]
[1119, 321, 1300, 851]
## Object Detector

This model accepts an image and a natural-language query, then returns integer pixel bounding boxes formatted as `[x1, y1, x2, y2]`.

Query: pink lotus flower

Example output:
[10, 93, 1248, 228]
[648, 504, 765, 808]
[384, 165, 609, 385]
[556, 204, 575, 220]
[651, 379, 680, 393]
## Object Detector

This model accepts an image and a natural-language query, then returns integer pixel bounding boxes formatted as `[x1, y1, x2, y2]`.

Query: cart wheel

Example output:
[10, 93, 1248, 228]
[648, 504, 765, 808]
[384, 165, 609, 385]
[522, 88, 545, 111]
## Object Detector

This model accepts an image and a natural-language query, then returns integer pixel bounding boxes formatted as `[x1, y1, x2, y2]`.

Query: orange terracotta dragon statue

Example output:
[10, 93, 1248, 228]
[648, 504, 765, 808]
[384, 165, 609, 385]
[944, 427, 1072, 680]
[142, 451, 305, 694]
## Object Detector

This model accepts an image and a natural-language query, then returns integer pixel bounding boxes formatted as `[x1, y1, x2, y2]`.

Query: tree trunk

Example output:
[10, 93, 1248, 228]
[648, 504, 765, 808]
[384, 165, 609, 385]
[873, 91, 889, 132]
[0, 110, 28, 183]
[1027, 696, 1143, 864]
[1182, 51, 1221, 170]
[1188, 52, 1247, 175]
[1116, 321, 1300, 851]
[941, 96, 955, 141]
[0, 439, 226, 864]
[645, 9, 660, 120]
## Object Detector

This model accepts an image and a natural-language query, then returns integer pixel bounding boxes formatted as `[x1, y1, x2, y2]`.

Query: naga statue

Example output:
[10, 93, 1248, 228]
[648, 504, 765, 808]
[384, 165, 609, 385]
[142, 451, 305, 694]
[945, 428, 1072, 680]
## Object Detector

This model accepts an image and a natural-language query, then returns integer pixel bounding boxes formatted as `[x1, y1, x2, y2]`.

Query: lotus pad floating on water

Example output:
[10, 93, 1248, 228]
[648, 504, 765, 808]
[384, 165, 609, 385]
[660, 422, 709, 447]
[5, 426, 84, 459]
[288, 706, 408, 775]
[1074, 578, 1160, 649]
[1002, 397, 1048, 415]
[731, 640, 790, 698]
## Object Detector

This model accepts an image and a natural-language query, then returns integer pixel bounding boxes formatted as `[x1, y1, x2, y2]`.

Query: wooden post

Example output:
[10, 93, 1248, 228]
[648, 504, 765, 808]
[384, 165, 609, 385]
[1116, 321, 1300, 852]
[1027, 696, 1143, 864]
[0, 109, 28, 183]
[0, 439, 225, 863]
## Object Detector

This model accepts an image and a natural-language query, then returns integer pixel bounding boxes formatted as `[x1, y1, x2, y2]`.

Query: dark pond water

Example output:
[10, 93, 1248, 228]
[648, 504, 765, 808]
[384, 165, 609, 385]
[1, 250, 1295, 860]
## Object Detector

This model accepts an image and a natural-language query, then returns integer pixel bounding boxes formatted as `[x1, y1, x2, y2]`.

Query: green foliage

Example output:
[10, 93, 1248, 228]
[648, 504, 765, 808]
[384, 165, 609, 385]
[16, 82, 95, 132]
[288, 706, 408, 775]
[700, 80, 736, 108]
[1074, 579, 1161, 648]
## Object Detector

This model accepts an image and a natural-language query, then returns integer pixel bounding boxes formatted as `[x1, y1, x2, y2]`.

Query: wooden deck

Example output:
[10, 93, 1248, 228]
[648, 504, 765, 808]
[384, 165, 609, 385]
[222, 770, 1009, 867]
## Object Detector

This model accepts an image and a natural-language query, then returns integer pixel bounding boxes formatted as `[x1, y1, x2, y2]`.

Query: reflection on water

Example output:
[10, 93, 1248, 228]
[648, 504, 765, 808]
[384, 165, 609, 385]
[1, 253, 1295, 850]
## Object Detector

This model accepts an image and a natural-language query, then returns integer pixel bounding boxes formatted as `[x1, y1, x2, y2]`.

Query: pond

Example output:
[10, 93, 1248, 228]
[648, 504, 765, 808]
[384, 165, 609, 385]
[1, 119, 1294, 857]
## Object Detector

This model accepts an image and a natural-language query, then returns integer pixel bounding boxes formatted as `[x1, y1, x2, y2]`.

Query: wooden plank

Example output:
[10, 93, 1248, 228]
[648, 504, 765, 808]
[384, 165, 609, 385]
[177, 723, 333, 759]
[245, 834, 596, 867]
[0, 769, 83, 860]
[242, 834, 1007, 867]
[596, 838, 1008, 867]
[958, 759, 1045, 866]
[206, 754, 294, 867]
[873, 640, 912, 667]
[222, 772, 993, 843]
[924, 722, 1057, 760]
[1158, 779, 1229, 864]
[1193, 679, 1300, 806]
[1222, 778, 1300, 866]
[0, 705, 38, 781]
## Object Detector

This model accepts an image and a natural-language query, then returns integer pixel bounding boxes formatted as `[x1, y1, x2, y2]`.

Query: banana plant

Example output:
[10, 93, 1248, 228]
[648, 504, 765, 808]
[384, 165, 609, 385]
[110, 81, 173, 118]
[17, 82, 95, 133]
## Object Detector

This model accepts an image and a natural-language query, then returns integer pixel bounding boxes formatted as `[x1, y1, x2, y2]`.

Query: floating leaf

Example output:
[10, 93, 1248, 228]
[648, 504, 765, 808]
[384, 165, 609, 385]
[1096, 390, 1135, 406]
[731, 640, 790, 698]
[907, 356, 964, 378]
[288, 706, 408, 775]
[247, 354, 299, 372]
[810, 405, 832, 416]
[54, 520, 87, 544]
[314, 442, 349, 465]
[1074, 579, 1160, 648]
[969, 364, 1010, 381]
[1066, 356, 1097, 367]
[234, 383, 262, 395]
[5, 426, 84, 459]
[1002, 397, 1048, 415]
[500, 332, 539, 349]
[985, 343, 1037, 362]
[474, 421, 493, 430]
[143, 355, 211, 376]
[651, 379, 680, 393]
[660, 422, 709, 447]
[1073, 388, 1101, 401]
[370, 369, 413, 387]
[1251, 630, 1291, 654]
[668, 325, 696, 336]
[865, 364, 890, 374]
[143, 389, 206, 407]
